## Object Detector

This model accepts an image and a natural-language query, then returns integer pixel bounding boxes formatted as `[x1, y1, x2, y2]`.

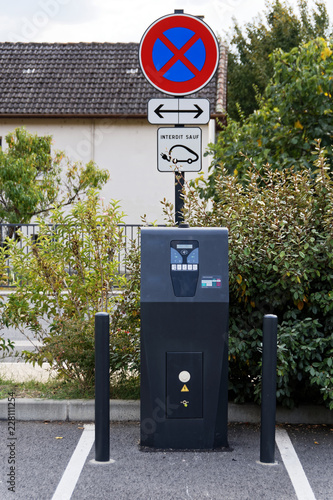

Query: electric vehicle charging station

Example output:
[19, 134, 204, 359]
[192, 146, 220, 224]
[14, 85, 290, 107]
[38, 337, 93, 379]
[140, 227, 229, 450]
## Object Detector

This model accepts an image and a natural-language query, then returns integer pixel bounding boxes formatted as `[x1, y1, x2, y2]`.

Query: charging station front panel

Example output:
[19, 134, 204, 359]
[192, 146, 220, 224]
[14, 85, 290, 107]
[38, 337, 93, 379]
[140, 227, 229, 450]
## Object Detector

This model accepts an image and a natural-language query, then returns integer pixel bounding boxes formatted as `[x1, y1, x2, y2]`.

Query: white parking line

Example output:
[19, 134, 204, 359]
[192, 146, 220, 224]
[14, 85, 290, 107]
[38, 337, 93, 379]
[51, 424, 95, 500]
[275, 428, 316, 500]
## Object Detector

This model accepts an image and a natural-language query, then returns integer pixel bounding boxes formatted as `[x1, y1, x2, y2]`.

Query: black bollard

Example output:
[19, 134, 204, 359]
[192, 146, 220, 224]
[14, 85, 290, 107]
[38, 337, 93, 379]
[95, 312, 110, 462]
[260, 314, 278, 464]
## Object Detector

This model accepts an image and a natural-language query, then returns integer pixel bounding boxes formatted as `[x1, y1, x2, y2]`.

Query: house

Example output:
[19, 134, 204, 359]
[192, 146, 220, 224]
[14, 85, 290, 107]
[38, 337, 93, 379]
[0, 42, 227, 223]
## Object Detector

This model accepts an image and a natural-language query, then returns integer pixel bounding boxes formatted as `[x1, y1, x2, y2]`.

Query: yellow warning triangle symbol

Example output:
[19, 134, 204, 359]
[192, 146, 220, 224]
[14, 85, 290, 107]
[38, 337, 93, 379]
[181, 384, 189, 392]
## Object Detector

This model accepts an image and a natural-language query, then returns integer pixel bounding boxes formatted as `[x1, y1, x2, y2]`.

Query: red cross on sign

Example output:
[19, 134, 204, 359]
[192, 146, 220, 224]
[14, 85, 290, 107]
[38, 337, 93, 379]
[139, 13, 219, 96]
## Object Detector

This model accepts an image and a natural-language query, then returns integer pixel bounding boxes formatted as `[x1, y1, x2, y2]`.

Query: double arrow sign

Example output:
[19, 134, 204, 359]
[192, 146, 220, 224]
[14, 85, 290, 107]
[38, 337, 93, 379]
[148, 98, 210, 125]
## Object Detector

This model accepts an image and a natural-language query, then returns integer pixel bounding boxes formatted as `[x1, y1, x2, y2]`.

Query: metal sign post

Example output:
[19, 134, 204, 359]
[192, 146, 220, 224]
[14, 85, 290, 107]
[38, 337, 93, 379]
[175, 171, 185, 225]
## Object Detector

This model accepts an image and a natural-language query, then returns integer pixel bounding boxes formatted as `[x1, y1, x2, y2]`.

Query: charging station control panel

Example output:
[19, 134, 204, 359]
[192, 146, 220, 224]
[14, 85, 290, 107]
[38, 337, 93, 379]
[170, 240, 199, 297]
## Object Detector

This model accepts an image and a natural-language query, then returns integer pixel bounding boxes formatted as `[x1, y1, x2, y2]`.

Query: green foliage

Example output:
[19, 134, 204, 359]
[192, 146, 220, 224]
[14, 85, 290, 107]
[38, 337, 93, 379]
[111, 239, 141, 335]
[276, 319, 332, 407]
[0, 336, 14, 355]
[227, 0, 331, 119]
[0, 127, 109, 225]
[110, 375, 140, 400]
[0, 374, 139, 400]
[110, 328, 140, 375]
[164, 148, 333, 409]
[110, 239, 141, 374]
[1, 192, 140, 387]
[205, 37, 333, 197]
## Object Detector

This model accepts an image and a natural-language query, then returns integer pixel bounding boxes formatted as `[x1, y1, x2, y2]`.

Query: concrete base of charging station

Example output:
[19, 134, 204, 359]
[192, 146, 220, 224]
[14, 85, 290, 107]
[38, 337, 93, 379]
[0, 399, 331, 424]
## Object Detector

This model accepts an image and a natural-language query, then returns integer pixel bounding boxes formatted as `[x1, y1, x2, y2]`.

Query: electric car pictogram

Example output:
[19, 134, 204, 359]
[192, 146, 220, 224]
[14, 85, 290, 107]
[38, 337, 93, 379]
[160, 144, 199, 164]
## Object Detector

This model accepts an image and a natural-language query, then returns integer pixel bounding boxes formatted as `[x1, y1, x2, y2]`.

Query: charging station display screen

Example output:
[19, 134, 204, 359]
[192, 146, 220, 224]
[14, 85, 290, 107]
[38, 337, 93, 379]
[170, 240, 199, 297]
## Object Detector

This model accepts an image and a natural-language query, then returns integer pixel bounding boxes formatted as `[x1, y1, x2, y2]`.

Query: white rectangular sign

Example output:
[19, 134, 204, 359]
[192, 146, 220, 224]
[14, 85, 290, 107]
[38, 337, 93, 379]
[157, 127, 202, 172]
[149, 98, 210, 125]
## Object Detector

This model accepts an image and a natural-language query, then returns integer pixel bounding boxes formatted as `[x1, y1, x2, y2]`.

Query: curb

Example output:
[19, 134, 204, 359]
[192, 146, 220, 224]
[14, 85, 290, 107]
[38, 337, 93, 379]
[0, 399, 139, 422]
[0, 399, 332, 424]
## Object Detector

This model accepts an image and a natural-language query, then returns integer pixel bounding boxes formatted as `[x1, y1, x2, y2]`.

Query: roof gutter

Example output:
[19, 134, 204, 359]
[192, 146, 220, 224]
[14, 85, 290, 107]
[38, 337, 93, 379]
[0, 113, 225, 120]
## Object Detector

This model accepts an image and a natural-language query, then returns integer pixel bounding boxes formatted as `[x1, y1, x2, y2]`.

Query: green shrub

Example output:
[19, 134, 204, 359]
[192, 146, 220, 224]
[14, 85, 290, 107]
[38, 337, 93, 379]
[1, 191, 140, 388]
[110, 239, 141, 375]
[162, 145, 333, 408]
[204, 37, 333, 199]
[0, 127, 109, 225]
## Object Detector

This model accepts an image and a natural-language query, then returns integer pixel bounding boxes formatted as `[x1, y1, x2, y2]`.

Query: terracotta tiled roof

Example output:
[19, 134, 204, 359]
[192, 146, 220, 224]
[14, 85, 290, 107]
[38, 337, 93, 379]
[0, 42, 227, 117]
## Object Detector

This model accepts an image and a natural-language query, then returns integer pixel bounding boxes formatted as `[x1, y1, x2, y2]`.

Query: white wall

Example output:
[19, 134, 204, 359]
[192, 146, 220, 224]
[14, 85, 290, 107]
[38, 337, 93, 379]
[0, 117, 215, 224]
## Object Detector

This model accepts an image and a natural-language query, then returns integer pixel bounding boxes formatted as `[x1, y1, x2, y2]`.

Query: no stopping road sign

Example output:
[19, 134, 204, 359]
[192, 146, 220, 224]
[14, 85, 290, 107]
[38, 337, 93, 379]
[139, 13, 219, 96]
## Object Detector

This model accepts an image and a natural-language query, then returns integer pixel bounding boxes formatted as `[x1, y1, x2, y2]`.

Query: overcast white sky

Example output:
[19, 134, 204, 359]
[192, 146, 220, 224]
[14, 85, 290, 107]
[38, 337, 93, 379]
[1, 0, 331, 45]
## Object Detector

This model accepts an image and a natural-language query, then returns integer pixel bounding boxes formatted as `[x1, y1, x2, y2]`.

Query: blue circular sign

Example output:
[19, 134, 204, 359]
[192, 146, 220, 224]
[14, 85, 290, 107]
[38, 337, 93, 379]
[152, 27, 206, 83]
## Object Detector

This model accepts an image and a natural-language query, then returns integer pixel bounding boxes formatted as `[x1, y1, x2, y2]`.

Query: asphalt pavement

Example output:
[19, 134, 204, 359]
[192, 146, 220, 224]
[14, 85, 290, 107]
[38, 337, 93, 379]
[0, 420, 332, 500]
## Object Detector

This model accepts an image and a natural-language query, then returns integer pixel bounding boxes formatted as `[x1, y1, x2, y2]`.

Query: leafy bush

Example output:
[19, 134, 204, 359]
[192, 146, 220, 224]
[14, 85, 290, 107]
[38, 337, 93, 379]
[1, 191, 140, 388]
[204, 37, 333, 198]
[0, 127, 109, 225]
[191, 36, 333, 408]
[163, 145, 333, 408]
[227, 0, 331, 119]
[110, 239, 141, 375]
